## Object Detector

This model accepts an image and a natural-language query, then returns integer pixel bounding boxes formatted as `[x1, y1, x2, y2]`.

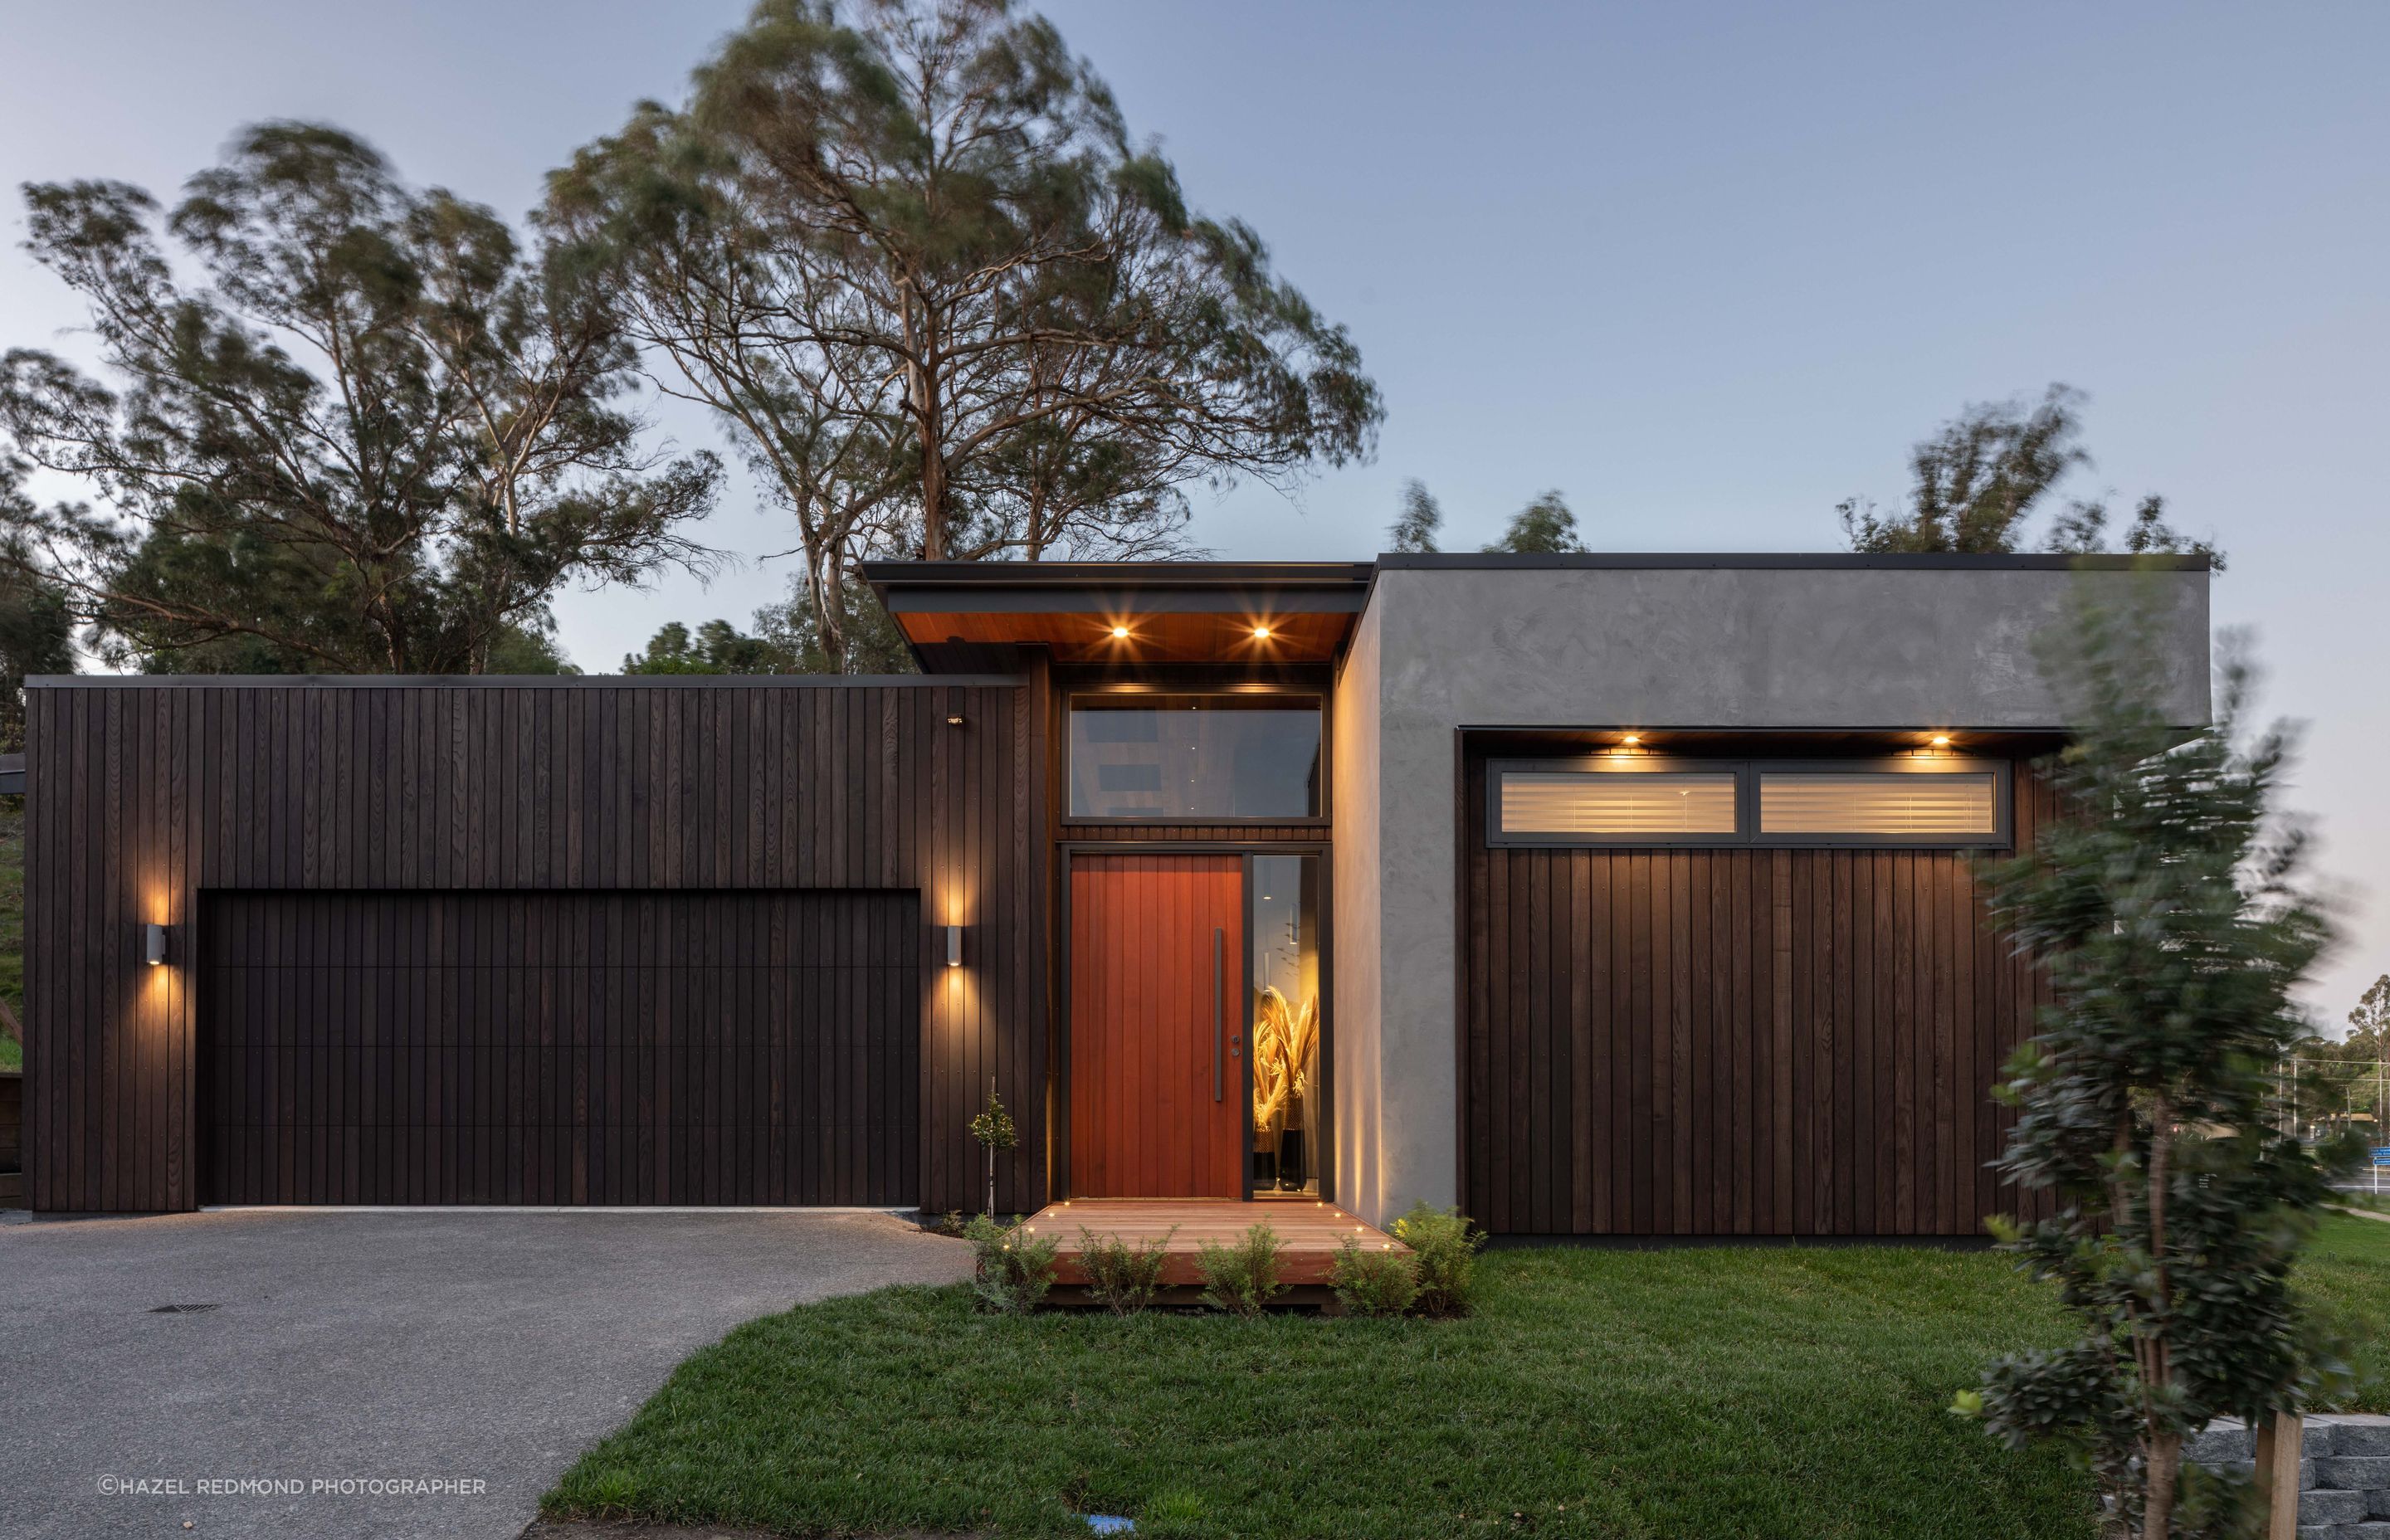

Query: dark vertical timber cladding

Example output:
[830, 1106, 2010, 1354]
[1461, 750, 2058, 1238]
[25, 679, 1041, 1213]
[198, 891, 918, 1205]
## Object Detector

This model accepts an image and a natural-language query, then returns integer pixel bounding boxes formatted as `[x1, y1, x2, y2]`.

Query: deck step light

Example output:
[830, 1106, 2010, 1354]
[944, 925, 963, 967]
[144, 923, 168, 967]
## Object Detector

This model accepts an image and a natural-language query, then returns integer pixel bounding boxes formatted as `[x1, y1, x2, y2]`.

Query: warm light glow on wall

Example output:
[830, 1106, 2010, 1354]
[1111, 625, 1130, 639]
[1251, 625, 1271, 640]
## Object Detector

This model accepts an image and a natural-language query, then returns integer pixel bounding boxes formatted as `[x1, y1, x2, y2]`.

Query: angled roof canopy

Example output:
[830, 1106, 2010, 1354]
[862, 560, 1375, 668]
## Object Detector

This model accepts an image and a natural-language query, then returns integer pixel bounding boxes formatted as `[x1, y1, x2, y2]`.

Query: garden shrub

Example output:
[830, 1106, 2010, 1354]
[963, 1214, 1058, 1313]
[1077, 1226, 1176, 1315]
[1329, 1237, 1420, 1317]
[1391, 1202, 1485, 1317]
[1194, 1221, 1285, 1315]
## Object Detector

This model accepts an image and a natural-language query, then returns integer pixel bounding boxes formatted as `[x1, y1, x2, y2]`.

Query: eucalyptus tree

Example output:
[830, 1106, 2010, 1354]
[0, 123, 719, 674]
[545, 0, 1378, 665]
[1485, 490, 1585, 553]
[0, 462, 74, 748]
[1388, 479, 1442, 553]
[1839, 383, 2217, 563]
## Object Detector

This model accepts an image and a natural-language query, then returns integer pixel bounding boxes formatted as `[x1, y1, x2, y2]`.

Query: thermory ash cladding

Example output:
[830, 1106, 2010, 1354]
[22, 677, 1045, 1214]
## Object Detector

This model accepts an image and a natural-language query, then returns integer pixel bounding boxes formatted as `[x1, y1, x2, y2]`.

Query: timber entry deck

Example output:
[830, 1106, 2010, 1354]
[1027, 1198, 1403, 1288]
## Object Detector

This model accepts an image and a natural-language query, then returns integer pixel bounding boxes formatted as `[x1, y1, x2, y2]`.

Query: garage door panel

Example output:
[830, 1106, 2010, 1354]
[200, 889, 920, 1206]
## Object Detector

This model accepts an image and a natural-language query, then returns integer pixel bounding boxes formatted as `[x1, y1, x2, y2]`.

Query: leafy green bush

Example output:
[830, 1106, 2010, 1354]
[1329, 1238, 1420, 1317]
[1077, 1226, 1176, 1316]
[1194, 1221, 1285, 1315]
[1391, 1203, 1485, 1317]
[963, 1214, 1058, 1313]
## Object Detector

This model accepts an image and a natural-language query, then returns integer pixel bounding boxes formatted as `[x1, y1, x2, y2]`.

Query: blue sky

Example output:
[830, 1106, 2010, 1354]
[3, 2, 2386, 1022]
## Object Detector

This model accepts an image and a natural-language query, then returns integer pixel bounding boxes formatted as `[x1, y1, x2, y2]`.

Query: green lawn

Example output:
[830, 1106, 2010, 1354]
[545, 1218, 2390, 1539]
[2308, 1210, 2390, 1396]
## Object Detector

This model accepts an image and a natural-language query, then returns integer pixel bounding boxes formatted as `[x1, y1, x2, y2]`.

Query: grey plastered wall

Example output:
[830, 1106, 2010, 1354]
[1329, 555, 2212, 1226]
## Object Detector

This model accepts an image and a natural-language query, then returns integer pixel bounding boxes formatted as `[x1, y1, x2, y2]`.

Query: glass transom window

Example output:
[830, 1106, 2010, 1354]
[1489, 756, 2009, 848]
[1758, 772, 1998, 836]
[1069, 694, 1322, 820]
[1499, 770, 1738, 836]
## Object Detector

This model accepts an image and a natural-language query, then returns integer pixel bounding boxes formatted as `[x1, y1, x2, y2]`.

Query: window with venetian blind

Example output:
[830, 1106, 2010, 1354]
[1488, 757, 2008, 848]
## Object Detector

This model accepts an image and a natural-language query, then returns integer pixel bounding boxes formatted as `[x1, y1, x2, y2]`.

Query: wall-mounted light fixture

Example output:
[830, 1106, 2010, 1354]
[944, 924, 963, 967]
[945, 714, 964, 727]
[144, 923, 168, 967]
[1929, 733, 1952, 748]
[1110, 625, 1130, 639]
[1251, 625, 1271, 641]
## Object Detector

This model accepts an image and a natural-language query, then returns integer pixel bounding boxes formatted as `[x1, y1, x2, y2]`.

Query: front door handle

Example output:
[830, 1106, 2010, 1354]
[1213, 927, 1226, 1102]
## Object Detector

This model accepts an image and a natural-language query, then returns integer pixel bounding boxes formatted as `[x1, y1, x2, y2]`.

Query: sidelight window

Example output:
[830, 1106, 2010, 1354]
[1250, 853, 1323, 1196]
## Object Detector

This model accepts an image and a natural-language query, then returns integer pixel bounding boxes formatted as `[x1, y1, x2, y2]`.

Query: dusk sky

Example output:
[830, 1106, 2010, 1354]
[4, 2, 2385, 1024]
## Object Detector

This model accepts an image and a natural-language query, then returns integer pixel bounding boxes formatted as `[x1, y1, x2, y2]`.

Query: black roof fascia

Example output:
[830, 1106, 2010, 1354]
[1371, 552, 2212, 572]
[22, 674, 1027, 690]
[861, 559, 1376, 587]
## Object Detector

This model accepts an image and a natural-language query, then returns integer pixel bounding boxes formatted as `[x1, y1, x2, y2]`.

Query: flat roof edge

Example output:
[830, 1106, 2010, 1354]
[22, 674, 1027, 690]
[863, 559, 1377, 587]
[1373, 552, 2213, 572]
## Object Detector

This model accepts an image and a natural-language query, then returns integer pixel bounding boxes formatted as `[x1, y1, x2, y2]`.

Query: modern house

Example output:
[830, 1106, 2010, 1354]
[17, 553, 2211, 1235]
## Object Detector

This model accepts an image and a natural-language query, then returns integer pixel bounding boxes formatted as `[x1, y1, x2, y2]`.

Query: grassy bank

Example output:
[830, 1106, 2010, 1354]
[544, 1216, 2390, 1540]
[551, 1245, 2051, 1538]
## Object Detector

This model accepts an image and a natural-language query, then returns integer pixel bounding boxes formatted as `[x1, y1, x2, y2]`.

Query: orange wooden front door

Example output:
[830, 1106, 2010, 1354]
[1068, 854, 1245, 1197]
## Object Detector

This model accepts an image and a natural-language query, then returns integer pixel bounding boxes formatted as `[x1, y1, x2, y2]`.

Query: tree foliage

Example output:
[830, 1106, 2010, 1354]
[1841, 385, 2219, 567]
[622, 617, 797, 675]
[2285, 975, 2390, 1133]
[1485, 490, 1585, 553]
[0, 462, 75, 749]
[0, 123, 720, 674]
[1961, 586, 2358, 1538]
[1388, 477, 1442, 553]
[1387, 480, 1587, 554]
[754, 570, 915, 674]
[543, 0, 1379, 667]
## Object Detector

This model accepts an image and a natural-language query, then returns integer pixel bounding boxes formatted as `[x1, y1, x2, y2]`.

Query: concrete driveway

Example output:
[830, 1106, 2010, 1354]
[0, 1208, 971, 1539]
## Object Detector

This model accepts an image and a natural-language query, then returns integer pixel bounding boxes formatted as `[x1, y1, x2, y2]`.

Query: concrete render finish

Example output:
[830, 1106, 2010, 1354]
[0, 1207, 971, 1540]
[1329, 559, 2213, 1227]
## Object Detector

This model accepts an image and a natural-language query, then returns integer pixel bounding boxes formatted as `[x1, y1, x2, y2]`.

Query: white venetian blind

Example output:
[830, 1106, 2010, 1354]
[1499, 772, 1739, 836]
[1758, 772, 1997, 836]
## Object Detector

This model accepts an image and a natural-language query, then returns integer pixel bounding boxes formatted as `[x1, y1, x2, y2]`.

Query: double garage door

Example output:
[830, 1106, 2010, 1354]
[199, 890, 919, 1206]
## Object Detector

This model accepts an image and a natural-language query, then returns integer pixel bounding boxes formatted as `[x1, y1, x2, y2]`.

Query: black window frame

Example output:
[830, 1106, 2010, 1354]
[1486, 753, 2012, 850]
[1065, 688, 1328, 825]
[1485, 755, 1749, 848]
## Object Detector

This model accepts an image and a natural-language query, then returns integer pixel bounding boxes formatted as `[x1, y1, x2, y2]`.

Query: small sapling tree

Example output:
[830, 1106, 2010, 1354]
[1958, 586, 2362, 1538]
[967, 1079, 1017, 1220]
